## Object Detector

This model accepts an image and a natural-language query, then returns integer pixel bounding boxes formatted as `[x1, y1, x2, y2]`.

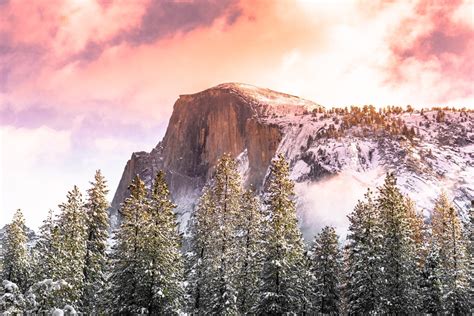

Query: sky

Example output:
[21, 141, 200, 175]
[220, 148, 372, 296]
[0, 0, 473, 229]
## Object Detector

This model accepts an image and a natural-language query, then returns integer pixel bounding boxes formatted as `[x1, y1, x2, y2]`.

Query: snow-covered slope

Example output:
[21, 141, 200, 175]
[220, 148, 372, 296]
[261, 108, 473, 237]
[112, 83, 473, 239]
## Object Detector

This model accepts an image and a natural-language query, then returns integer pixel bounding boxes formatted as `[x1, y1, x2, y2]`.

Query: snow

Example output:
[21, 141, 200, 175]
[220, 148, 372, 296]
[52, 308, 64, 316]
[2, 281, 18, 294]
[257, 109, 474, 238]
[290, 160, 311, 181]
[236, 148, 250, 184]
[63, 305, 77, 315]
[215, 83, 322, 117]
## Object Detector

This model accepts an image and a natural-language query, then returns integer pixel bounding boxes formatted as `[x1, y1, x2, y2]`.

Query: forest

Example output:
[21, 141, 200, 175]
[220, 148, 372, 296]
[0, 154, 472, 315]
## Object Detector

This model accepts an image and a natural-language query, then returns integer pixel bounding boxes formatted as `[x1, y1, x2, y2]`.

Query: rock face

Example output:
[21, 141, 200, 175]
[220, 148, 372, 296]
[160, 87, 283, 190]
[110, 83, 319, 225]
[111, 83, 474, 238]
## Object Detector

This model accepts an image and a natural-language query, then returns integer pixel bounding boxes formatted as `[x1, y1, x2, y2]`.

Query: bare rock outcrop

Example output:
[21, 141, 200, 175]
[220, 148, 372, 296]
[110, 83, 317, 223]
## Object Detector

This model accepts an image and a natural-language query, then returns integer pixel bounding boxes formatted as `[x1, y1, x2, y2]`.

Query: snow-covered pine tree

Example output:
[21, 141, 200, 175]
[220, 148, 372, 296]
[108, 175, 149, 314]
[29, 211, 74, 312]
[405, 197, 425, 309]
[301, 250, 314, 314]
[254, 154, 307, 314]
[81, 170, 110, 314]
[186, 188, 215, 314]
[56, 186, 88, 307]
[31, 209, 63, 283]
[468, 202, 474, 312]
[345, 189, 383, 314]
[376, 173, 420, 313]
[25, 279, 71, 314]
[422, 243, 443, 313]
[0, 280, 26, 314]
[187, 154, 248, 314]
[309, 226, 342, 314]
[237, 188, 264, 314]
[205, 154, 242, 315]
[431, 192, 470, 313]
[140, 170, 184, 314]
[1, 209, 30, 293]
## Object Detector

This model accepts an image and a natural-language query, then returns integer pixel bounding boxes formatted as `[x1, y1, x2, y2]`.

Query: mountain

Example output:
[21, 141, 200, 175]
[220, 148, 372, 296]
[111, 83, 474, 238]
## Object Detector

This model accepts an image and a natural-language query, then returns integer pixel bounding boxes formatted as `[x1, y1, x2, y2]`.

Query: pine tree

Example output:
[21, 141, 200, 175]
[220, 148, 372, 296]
[108, 175, 149, 314]
[187, 154, 243, 315]
[468, 202, 474, 312]
[56, 186, 88, 307]
[210, 155, 243, 315]
[345, 189, 383, 314]
[254, 154, 307, 314]
[309, 226, 342, 314]
[141, 170, 184, 314]
[1, 210, 29, 293]
[0, 280, 26, 314]
[25, 279, 71, 314]
[405, 197, 425, 309]
[431, 192, 470, 313]
[81, 170, 110, 314]
[186, 188, 215, 314]
[301, 250, 314, 314]
[237, 188, 264, 313]
[377, 173, 419, 313]
[422, 243, 443, 313]
[31, 210, 62, 283]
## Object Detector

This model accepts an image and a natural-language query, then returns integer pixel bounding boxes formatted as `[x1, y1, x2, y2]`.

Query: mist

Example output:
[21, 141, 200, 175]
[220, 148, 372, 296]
[296, 168, 385, 242]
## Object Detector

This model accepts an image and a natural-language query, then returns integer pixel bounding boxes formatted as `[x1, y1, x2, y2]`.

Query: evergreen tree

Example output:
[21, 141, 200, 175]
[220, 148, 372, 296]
[31, 210, 63, 283]
[108, 175, 149, 314]
[468, 202, 474, 312]
[141, 170, 184, 314]
[81, 170, 110, 313]
[0, 280, 26, 314]
[25, 279, 71, 314]
[431, 192, 470, 313]
[187, 154, 243, 315]
[1, 210, 29, 293]
[422, 243, 443, 313]
[31, 210, 54, 283]
[405, 197, 425, 309]
[301, 250, 314, 314]
[56, 186, 88, 307]
[345, 189, 383, 314]
[210, 155, 243, 315]
[237, 188, 264, 313]
[377, 173, 419, 313]
[309, 226, 342, 314]
[254, 154, 307, 314]
[186, 188, 215, 314]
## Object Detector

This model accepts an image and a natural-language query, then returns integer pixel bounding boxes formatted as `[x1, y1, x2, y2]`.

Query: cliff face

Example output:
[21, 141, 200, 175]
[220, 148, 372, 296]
[110, 83, 312, 223]
[160, 87, 281, 190]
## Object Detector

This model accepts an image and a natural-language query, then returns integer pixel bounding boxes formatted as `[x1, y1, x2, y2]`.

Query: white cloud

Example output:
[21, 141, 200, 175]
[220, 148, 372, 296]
[0, 126, 72, 227]
[0, 125, 162, 230]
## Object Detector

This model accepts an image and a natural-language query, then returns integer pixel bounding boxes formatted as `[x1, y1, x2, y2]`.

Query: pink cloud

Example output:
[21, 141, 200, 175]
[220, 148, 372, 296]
[386, 0, 474, 102]
[1, 0, 472, 132]
[0, 0, 148, 58]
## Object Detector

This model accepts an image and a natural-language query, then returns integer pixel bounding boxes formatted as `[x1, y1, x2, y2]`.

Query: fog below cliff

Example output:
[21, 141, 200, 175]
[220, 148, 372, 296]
[296, 168, 385, 241]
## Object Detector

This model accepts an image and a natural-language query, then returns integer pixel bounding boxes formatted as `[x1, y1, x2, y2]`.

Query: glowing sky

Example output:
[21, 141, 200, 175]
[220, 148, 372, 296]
[1, 0, 473, 228]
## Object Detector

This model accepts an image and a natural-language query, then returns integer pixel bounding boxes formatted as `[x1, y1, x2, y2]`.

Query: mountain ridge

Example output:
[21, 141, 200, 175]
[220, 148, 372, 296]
[111, 83, 474, 236]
